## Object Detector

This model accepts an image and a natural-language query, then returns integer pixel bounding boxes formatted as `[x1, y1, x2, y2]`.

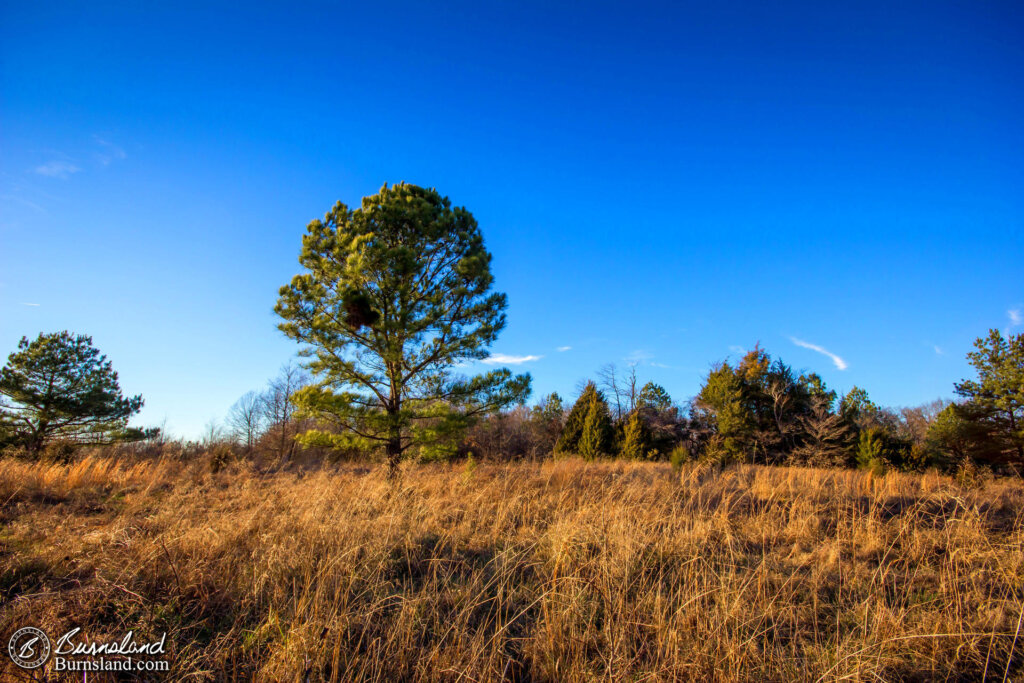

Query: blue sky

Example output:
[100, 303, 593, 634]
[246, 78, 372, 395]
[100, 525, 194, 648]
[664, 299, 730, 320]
[2, 1, 1022, 437]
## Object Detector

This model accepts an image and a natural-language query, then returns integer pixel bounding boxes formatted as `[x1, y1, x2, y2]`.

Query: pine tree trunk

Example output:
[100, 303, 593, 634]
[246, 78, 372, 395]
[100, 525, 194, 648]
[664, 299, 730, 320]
[385, 435, 402, 480]
[1008, 410, 1023, 463]
[27, 422, 48, 457]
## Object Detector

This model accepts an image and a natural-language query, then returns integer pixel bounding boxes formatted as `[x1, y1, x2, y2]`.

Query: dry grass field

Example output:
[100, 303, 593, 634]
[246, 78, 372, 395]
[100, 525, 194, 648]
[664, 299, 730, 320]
[1, 453, 1023, 681]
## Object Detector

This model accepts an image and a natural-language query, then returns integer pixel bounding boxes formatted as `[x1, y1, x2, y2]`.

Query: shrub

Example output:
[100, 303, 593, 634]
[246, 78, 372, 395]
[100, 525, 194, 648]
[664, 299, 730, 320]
[208, 444, 235, 473]
[42, 440, 77, 464]
[669, 444, 690, 472]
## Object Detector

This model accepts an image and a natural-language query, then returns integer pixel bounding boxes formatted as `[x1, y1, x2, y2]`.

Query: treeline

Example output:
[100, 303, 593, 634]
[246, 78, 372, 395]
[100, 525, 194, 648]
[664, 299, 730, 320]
[210, 328, 1021, 477]
[459, 359, 963, 473]
[2, 328, 1021, 478]
[467, 329, 1022, 475]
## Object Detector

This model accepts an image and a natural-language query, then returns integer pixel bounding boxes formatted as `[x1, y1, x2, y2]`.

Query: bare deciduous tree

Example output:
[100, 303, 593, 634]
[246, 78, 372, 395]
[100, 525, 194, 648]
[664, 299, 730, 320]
[597, 363, 638, 421]
[201, 418, 227, 447]
[260, 362, 309, 464]
[227, 391, 264, 451]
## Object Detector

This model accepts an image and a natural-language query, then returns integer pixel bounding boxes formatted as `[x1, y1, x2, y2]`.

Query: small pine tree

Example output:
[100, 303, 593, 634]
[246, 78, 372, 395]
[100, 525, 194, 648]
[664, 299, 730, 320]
[856, 428, 889, 475]
[619, 410, 649, 460]
[578, 393, 613, 459]
[556, 382, 600, 455]
[669, 443, 690, 471]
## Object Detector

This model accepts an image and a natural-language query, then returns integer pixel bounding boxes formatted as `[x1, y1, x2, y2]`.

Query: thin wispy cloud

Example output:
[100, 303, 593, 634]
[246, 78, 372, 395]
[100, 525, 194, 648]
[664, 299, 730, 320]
[728, 345, 745, 355]
[649, 361, 673, 369]
[94, 135, 127, 166]
[624, 349, 653, 365]
[790, 337, 848, 370]
[934, 345, 943, 355]
[482, 353, 543, 365]
[557, 346, 572, 352]
[1, 194, 46, 213]
[1009, 308, 1022, 327]
[21, 302, 40, 307]
[34, 161, 80, 179]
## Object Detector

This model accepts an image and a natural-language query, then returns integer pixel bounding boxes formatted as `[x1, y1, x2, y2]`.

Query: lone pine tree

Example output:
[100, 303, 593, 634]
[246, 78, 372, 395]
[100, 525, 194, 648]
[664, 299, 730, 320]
[275, 183, 530, 477]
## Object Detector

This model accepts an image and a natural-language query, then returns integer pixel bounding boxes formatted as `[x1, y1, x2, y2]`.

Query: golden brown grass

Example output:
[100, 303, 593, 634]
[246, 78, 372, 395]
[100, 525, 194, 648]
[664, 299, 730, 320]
[2, 454, 1023, 681]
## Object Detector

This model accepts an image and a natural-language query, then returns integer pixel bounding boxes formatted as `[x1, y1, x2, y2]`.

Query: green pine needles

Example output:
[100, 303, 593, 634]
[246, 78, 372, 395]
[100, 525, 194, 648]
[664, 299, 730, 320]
[0, 331, 145, 454]
[275, 183, 531, 476]
[556, 382, 614, 459]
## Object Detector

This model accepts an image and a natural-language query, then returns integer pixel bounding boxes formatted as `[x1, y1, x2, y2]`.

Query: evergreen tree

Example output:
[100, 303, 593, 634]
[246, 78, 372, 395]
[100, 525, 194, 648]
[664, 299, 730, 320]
[791, 396, 852, 467]
[636, 382, 672, 411]
[555, 382, 601, 454]
[694, 361, 754, 460]
[855, 428, 889, 474]
[275, 183, 531, 476]
[953, 329, 1024, 466]
[635, 381, 682, 457]
[855, 427, 912, 473]
[0, 332, 147, 455]
[799, 372, 836, 408]
[839, 386, 878, 428]
[578, 392, 614, 459]
[926, 404, 976, 463]
[693, 347, 851, 465]
[619, 410, 650, 459]
[530, 392, 564, 456]
[534, 392, 564, 424]
[747, 354, 815, 461]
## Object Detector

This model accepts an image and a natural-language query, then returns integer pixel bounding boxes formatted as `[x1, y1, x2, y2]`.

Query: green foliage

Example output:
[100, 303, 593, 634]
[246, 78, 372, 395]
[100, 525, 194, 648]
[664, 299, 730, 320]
[619, 411, 650, 460]
[636, 382, 672, 412]
[855, 428, 889, 475]
[578, 392, 614, 459]
[556, 382, 601, 455]
[927, 404, 977, 464]
[0, 332, 144, 455]
[953, 329, 1024, 466]
[839, 386, 877, 427]
[854, 427, 916, 473]
[669, 443, 690, 472]
[530, 392, 564, 457]
[799, 372, 836, 409]
[701, 434, 734, 465]
[275, 183, 531, 474]
[903, 442, 942, 472]
[534, 392, 564, 423]
[460, 453, 477, 484]
[694, 361, 752, 459]
[693, 347, 825, 463]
